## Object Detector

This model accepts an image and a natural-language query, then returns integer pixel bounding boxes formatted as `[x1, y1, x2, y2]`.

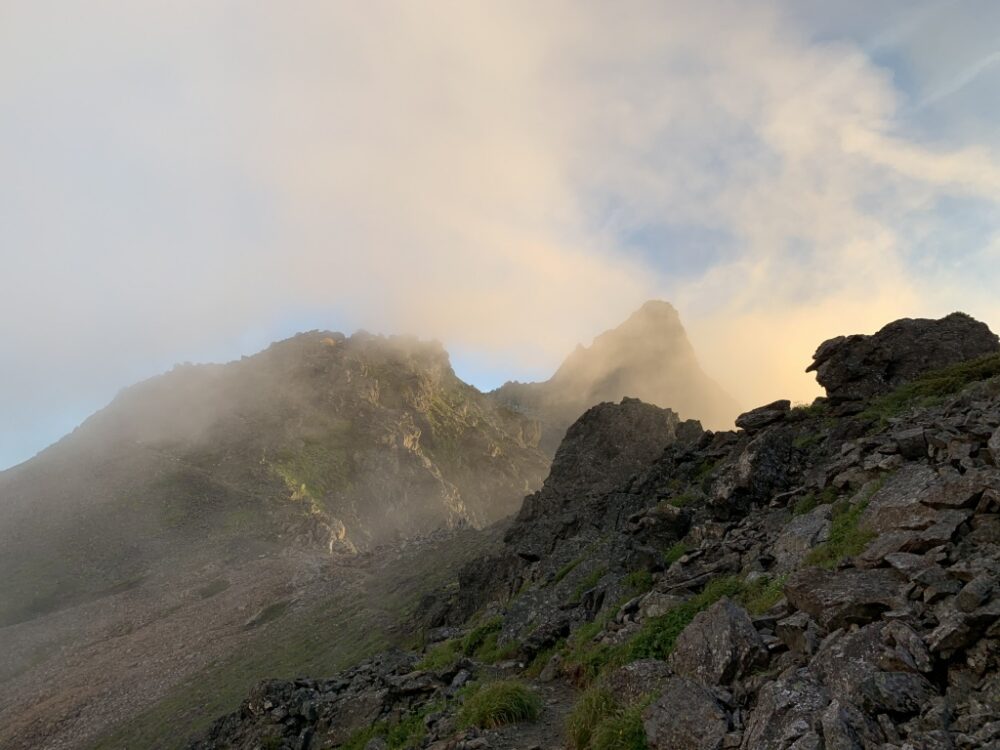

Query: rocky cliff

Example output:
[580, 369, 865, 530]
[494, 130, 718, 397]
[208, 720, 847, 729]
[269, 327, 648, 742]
[193, 312, 1000, 750]
[492, 301, 740, 453]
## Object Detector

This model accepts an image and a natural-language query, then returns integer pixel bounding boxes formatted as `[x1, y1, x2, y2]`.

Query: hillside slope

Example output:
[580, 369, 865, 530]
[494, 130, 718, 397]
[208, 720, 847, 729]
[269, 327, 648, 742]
[0, 331, 548, 630]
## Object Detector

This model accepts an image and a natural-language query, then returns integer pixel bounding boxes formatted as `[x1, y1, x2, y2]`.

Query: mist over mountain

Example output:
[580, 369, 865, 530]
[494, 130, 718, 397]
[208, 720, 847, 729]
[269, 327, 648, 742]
[493, 301, 740, 453]
[0, 300, 737, 749]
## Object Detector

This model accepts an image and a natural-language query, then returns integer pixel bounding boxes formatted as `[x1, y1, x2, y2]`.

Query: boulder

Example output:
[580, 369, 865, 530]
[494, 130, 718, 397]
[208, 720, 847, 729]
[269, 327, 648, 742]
[990, 426, 1000, 465]
[740, 669, 829, 750]
[668, 598, 767, 686]
[736, 400, 791, 433]
[820, 700, 884, 750]
[643, 676, 730, 750]
[770, 507, 832, 572]
[784, 568, 902, 630]
[806, 313, 999, 405]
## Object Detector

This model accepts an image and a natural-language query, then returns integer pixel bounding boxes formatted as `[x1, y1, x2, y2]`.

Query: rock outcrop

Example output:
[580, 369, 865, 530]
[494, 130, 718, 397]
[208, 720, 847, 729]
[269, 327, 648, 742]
[807, 312, 999, 408]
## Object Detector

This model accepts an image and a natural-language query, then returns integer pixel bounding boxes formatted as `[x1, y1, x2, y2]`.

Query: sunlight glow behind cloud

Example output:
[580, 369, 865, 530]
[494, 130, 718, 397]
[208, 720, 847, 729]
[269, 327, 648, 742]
[2, 0, 1000, 468]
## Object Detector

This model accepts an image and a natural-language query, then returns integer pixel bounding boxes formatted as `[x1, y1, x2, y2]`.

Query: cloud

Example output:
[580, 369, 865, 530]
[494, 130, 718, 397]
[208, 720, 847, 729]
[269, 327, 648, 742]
[2, 0, 1000, 465]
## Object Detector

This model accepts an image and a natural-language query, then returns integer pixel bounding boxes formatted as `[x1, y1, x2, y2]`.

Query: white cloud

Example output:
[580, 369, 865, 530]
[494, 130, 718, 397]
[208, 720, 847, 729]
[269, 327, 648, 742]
[2, 0, 1000, 464]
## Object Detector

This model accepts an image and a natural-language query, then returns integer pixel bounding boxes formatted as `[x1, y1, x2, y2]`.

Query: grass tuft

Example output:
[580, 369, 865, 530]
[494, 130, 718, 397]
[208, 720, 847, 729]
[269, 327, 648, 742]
[803, 484, 881, 569]
[861, 353, 1000, 424]
[416, 640, 461, 671]
[661, 541, 688, 566]
[458, 680, 541, 729]
[567, 687, 648, 750]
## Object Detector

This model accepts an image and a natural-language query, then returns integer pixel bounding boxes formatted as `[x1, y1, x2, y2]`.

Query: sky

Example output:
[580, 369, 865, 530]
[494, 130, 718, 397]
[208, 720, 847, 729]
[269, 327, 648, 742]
[2, 1, 1000, 470]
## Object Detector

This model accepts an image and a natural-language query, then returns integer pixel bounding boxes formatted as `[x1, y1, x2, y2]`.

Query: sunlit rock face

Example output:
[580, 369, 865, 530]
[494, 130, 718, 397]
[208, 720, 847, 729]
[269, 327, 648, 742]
[492, 300, 740, 454]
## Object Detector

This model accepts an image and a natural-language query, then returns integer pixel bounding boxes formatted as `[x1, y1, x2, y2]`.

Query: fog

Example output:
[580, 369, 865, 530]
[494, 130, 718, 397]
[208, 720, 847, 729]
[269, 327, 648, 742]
[3, 1, 1000, 468]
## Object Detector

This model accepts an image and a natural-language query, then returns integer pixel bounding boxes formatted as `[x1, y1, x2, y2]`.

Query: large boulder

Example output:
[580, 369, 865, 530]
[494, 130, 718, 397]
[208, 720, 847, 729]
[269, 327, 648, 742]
[668, 598, 767, 686]
[740, 669, 829, 750]
[784, 568, 903, 630]
[806, 312, 999, 405]
[643, 676, 731, 750]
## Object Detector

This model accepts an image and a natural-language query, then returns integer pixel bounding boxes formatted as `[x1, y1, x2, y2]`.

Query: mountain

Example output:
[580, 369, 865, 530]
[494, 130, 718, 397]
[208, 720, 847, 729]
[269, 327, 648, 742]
[0, 331, 549, 630]
[492, 300, 740, 454]
[191, 312, 1000, 750]
[2, 303, 737, 750]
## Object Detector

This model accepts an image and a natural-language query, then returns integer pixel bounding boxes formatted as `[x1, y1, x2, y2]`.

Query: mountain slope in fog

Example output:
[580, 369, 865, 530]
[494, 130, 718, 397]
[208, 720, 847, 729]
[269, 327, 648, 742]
[492, 300, 740, 453]
[0, 331, 548, 628]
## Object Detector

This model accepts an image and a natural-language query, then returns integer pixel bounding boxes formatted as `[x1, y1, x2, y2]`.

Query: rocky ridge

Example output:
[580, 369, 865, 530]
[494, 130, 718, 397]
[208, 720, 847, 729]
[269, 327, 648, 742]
[191, 312, 1000, 750]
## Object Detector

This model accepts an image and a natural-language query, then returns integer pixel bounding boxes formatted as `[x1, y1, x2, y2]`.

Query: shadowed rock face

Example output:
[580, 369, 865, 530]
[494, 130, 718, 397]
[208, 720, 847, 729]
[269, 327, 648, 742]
[807, 312, 1000, 407]
[493, 301, 740, 453]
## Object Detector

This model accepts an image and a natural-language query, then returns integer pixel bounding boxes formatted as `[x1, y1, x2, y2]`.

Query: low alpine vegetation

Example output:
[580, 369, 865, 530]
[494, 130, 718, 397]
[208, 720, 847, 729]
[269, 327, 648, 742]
[457, 680, 541, 729]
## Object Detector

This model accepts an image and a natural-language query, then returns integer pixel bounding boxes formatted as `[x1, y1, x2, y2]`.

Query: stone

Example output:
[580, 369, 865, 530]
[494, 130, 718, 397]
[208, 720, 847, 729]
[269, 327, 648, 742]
[644, 676, 730, 750]
[857, 671, 936, 715]
[956, 574, 995, 613]
[770, 506, 832, 572]
[775, 612, 822, 656]
[600, 659, 673, 707]
[736, 400, 791, 433]
[740, 669, 829, 750]
[784, 568, 903, 630]
[668, 598, 767, 686]
[893, 427, 928, 460]
[806, 312, 1000, 404]
[820, 699, 884, 750]
[989, 426, 1000, 465]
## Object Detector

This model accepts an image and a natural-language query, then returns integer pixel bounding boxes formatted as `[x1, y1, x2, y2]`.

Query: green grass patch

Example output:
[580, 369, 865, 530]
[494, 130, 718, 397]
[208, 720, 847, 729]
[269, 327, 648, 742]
[622, 576, 743, 661]
[571, 567, 608, 604]
[803, 496, 877, 569]
[623, 570, 654, 595]
[554, 557, 584, 585]
[462, 617, 502, 656]
[567, 686, 648, 750]
[740, 574, 788, 615]
[791, 486, 837, 517]
[563, 620, 615, 684]
[861, 352, 1000, 424]
[341, 700, 442, 750]
[661, 541, 688, 566]
[663, 492, 698, 508]
[458, 681, 541, 729]
[416, 640, 461, 671]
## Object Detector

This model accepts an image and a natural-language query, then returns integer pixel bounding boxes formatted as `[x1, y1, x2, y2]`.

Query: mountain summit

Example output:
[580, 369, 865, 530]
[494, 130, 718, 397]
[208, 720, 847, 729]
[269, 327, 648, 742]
[493, 301, 740, 453]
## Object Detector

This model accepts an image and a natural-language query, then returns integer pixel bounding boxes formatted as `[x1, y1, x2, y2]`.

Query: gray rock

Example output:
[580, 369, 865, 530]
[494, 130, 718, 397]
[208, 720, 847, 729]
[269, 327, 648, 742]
[784, 568, 903, 630]
[669, 598, 767, 686]
[736, 400, 791, 433]
[989, 425, 1000, 465]
[893, 427, 928, 460]
[776, 612, 822, 656]
[956, 574, 995, 613]
[740, 669, 829, 750]
[599, 659, 673, 707]
[806, 312, 1000, 404]
[821, 699, 884, 750]
[770, 507, 832, 572]
[644, 676, 730, 750]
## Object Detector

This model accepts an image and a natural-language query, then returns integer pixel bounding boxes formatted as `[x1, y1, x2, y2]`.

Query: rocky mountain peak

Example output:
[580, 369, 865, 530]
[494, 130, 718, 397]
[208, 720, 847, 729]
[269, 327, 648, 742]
[493, 300, 739, 453]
